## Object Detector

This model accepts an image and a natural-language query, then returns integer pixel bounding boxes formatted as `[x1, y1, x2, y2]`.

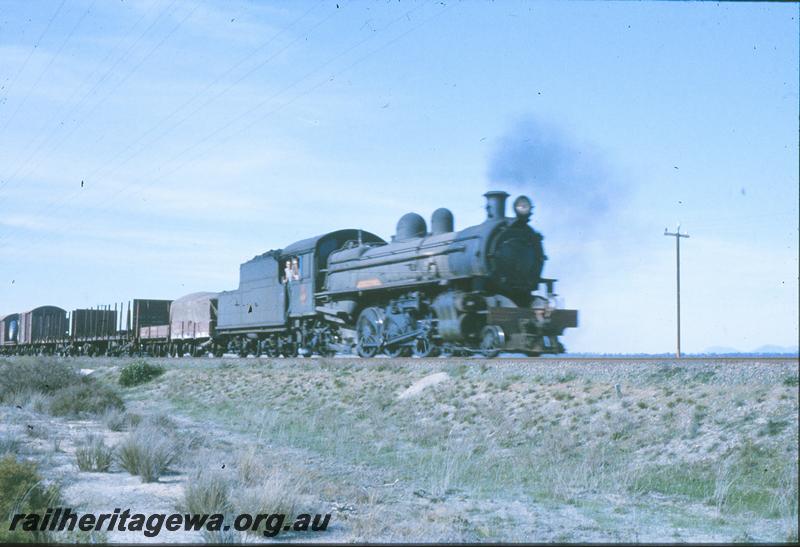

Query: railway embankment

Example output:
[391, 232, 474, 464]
[1, 356, 797, 542]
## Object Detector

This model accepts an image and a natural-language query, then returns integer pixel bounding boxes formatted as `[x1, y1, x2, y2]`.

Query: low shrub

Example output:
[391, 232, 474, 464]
[0, 358, 81, 403]
[117, 426, 176, 482]
[75, 435, 113, 472]
[48, 381, 124, 417]
[0, 455, 62, 543]
[236, 449, 309, 515]
[0, 358, 123, 418]
[783, 376, 799, 387]
[119, 361, 165, 387]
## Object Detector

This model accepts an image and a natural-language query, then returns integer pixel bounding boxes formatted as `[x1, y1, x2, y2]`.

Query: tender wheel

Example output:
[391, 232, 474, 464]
[258, 342, 274, 358]
[356, 307, 384, 358]
[479, 325, 504, 358]
[282, 342, 298, 358]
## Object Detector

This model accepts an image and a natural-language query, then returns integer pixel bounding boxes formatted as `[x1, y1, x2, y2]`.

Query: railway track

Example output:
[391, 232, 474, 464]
[534, 355, 798, 362]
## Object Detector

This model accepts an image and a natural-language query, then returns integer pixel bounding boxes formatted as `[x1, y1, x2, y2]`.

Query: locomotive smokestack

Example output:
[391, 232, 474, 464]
[483, 191, 509, 220]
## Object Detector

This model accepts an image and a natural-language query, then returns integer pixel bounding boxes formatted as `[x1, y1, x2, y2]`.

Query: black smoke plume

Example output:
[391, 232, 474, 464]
[487, 115, 625, 229]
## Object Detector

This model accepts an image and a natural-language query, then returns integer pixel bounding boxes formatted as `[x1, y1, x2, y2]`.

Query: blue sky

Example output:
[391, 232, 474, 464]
[0, 0, 797, 353]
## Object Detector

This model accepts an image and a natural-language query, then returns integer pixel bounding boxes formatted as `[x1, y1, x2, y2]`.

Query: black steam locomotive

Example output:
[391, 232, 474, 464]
[0, 191, 577, 358]
[214, 190, 577, 357]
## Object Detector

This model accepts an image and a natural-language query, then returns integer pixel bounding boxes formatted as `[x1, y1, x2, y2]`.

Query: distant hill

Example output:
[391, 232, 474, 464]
[752, 345, 800, 355]
[703, 346, 740, 355]
[699, 345, 799, 356]
[555, 347, 799, 358]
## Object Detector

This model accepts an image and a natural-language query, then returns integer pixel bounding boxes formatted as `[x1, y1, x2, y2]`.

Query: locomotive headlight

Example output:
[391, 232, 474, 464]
[513, 195, 533, 219]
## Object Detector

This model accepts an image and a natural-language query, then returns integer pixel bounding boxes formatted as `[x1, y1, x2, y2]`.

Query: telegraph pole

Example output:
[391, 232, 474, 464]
[664, 225, 690, 357]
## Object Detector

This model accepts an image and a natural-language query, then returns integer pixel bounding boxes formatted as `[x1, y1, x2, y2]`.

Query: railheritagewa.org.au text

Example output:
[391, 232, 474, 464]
[9, 507, 331, 537]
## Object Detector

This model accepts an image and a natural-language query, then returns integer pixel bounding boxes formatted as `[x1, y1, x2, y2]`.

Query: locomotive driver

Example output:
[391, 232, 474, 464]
[284, 260, 293, 284]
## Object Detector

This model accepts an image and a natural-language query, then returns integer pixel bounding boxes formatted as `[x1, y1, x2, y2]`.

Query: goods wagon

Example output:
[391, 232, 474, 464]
[71, 308, 118, 340]
[0, 313, 19, 346]
[17, 306, 69, 353]
[169, 292, 218, 356]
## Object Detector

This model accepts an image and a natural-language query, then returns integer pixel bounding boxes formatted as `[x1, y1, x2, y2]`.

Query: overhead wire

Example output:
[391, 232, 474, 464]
[0, 0, 181, 196]
[0, 0, 324, 234]
[0, 0, 159, 197]
[0, 0, 97, 137]
[95, 0, 441, 204]
[4, 1, 452, 262]
[57, 1, 326, 198]
[0, 0, 67, 111]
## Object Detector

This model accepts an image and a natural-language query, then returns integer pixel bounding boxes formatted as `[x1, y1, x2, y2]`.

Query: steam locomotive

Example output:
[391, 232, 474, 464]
[0, 191, 577, 358]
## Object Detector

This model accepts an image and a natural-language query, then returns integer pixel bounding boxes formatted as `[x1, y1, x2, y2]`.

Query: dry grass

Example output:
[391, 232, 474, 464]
[116, 425, 178, 482]
[102, 408, 142, 432]
[75, 434, 113, 472]
[177, 448, 313, 541]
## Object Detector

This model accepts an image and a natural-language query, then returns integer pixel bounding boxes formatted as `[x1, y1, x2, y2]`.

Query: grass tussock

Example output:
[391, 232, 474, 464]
[117, 425, 177, 483]
[119, 361, 165, 387]
[181, 468, 235, 514]
[74, 435, 113, 472]
[178, 449, 311, 539]
[102, 408, 142, 432]
[179, 468, 242, 543]
[0, 434, 21, 456]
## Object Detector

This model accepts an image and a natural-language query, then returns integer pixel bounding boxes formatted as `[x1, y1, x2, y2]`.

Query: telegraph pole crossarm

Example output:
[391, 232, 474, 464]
[664, 226, 690, 358]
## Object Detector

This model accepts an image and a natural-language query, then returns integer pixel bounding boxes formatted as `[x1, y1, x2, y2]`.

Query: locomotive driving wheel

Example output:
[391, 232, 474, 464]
[383, 313, 411, 357]
[356, 307, 384, 358]
[479, 325, 504, 358]
[412, 336, 436, 358]
[411, 311, 438, 357]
